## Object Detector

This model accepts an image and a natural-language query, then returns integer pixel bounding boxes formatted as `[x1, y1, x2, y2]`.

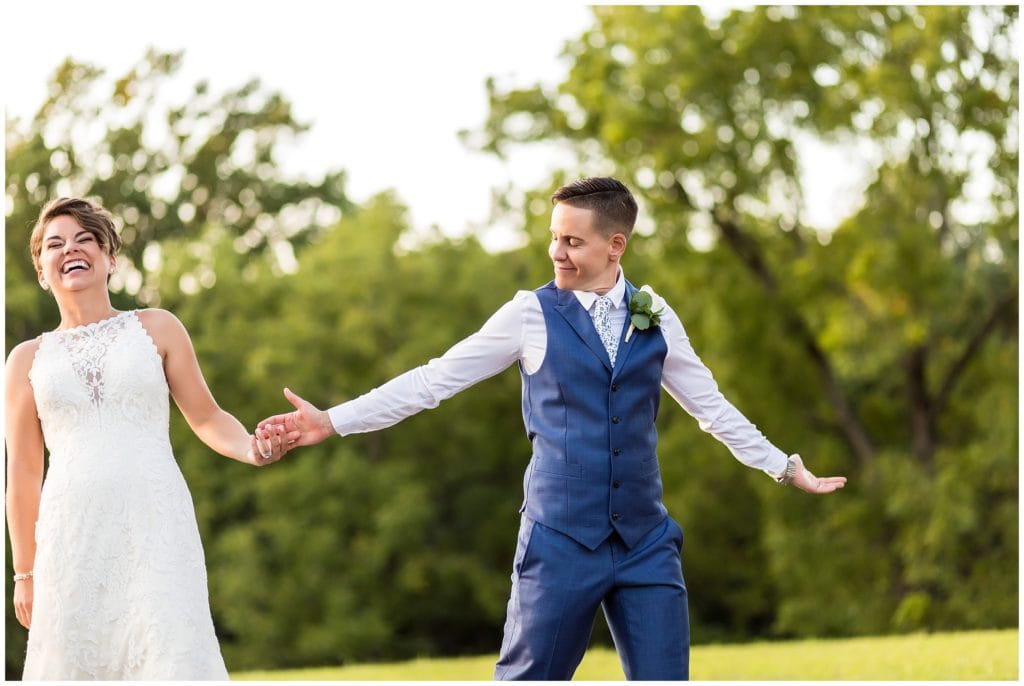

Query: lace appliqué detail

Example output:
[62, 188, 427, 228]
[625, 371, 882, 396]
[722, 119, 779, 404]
[52, 311, 131, 406]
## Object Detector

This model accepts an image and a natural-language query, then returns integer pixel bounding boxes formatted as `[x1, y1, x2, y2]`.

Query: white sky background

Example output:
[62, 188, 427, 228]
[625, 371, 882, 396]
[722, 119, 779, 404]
[4, 2, 863, 252]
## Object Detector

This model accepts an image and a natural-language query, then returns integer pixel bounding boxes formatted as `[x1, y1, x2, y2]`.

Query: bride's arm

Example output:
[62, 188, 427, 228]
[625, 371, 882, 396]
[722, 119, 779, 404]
[5, 341, 44, 629]
[137, 309, 286, 467]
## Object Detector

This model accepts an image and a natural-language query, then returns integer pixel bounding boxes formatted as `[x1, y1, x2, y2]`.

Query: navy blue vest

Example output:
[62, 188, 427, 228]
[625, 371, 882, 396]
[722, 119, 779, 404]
[519, 280, 669, 550]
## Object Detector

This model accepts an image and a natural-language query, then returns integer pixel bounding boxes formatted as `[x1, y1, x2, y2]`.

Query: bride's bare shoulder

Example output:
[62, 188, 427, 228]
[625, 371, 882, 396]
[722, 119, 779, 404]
[133, 309, 194, 356]
[6, 337, 43, 379]
[135, 308, 188, 332]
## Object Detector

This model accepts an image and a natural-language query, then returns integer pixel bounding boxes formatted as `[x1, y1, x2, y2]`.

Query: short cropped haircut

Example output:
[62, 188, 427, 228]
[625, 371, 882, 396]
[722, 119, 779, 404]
[30, 197, 123, 272]
[551, 177, 638, 238]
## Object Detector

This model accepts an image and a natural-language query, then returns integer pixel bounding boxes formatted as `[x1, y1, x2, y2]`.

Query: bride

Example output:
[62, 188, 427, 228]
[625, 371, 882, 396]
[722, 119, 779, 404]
[5, 197, 290, 679]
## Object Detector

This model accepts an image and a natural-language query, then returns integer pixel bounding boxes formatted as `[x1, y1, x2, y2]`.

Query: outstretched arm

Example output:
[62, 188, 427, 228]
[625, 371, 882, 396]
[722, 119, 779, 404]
[657, 296, 847, 492]
[139, 309, 288, 466]
[259, 293, 530, 444]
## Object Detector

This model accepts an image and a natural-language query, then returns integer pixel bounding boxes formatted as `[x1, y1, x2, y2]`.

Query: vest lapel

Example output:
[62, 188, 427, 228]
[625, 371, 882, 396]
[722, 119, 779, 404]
[554, 288, 613, 372]
[611, 280, 639, 380]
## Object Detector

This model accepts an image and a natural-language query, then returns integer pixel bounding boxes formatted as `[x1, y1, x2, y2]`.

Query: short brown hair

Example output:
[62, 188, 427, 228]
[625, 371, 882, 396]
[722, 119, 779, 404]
[551, 177, 638, 238]
[30, 197, 123, 272]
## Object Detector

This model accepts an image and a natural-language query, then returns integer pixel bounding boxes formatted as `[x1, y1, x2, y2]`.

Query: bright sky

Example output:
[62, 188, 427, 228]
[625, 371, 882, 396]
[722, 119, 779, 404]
[4, 2, 862, 252]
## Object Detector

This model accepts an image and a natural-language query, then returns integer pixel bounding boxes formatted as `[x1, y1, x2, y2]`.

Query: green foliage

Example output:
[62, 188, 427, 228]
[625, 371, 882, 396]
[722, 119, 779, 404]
[171, 196, 533, 669]
[5, 5, 1017, 677]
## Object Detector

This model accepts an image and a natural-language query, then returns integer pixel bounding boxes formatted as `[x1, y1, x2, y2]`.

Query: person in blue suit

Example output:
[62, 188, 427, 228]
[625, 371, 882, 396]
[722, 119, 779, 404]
[259, 177, 847, 680]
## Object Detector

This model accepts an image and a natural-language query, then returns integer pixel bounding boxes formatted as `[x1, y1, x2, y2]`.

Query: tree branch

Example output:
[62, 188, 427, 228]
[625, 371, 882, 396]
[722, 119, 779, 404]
[712, 210, 875, 464]
[933, 288, 1018, 419]
[714, 210, 778, 291]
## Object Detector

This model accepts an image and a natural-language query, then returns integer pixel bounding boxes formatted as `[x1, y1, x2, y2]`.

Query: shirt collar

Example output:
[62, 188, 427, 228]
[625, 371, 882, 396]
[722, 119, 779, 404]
[573, 267, 627, 311]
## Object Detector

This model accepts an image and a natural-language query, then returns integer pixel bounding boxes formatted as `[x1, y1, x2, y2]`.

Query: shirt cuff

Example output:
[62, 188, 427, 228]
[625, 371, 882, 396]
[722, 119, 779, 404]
[764, 448, 790, 480]
[327, 403, 356, 437]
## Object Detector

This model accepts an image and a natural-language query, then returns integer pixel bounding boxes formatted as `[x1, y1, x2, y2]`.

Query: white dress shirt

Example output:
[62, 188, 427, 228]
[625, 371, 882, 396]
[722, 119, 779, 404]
[328, 269, 789, 478]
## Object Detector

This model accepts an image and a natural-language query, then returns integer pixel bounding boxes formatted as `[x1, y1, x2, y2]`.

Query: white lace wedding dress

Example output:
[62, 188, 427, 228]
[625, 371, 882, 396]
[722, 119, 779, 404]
[23, 310, 228, 680]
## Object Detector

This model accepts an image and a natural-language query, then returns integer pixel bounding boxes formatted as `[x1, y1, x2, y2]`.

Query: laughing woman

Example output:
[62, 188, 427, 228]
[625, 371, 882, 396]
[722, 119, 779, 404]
[5, 197, 289, 679]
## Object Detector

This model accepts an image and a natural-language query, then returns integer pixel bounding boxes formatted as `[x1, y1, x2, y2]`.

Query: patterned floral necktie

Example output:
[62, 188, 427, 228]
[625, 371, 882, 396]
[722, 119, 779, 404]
[592, 295, 619, 366]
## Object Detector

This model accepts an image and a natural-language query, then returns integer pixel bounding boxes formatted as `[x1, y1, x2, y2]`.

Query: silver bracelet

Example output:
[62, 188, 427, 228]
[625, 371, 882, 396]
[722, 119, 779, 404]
[776, 456, 797, 485]
[13, 570, 33, 582]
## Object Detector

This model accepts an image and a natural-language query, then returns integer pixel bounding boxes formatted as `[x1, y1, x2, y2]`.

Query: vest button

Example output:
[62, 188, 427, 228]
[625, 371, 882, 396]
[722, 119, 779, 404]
[612, 481, 621, 488]
[611, 416, 621, 424]
[613, 448, 621, 456]
[611, 513, 621, 520]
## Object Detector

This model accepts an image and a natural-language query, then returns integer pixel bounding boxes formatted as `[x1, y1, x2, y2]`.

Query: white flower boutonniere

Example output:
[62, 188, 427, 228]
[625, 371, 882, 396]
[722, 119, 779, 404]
[625, 285, 666, 342]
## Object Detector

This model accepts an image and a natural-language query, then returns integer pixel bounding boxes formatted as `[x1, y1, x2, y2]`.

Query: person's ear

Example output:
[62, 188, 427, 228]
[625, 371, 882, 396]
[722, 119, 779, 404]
[609, 233, 627, 259]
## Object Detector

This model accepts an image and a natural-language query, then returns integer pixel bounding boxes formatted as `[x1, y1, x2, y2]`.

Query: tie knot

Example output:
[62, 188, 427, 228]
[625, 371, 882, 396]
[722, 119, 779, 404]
[594, 296, 613, 318]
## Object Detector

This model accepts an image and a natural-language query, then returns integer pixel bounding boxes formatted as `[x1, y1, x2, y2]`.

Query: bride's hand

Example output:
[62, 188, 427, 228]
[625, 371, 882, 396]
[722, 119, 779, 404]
[257, 388, 336, 448]
[14, 577, 32, 629]
[247, 425, 288, 467]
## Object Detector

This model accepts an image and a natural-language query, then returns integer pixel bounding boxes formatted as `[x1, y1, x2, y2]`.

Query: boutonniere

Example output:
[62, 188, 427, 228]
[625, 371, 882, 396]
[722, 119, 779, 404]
[625, 285, 666, 342]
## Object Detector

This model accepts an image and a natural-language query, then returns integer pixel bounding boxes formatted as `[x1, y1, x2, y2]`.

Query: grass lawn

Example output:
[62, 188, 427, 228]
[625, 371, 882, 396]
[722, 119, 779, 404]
[232, 628, 1017, 680]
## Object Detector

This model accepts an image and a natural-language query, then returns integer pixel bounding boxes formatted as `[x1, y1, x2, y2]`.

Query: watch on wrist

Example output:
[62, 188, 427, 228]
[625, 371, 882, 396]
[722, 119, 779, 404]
[776, 456, 797, 485]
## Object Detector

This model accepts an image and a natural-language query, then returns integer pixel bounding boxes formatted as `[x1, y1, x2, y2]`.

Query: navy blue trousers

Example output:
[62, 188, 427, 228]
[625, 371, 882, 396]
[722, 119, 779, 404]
[494, 515, 689, 680]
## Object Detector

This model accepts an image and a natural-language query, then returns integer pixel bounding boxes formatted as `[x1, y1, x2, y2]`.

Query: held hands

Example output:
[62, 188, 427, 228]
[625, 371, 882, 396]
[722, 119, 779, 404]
[246, 424, 289, 467]
[789, 454, 847, 494]
[257, 387, 336, 449]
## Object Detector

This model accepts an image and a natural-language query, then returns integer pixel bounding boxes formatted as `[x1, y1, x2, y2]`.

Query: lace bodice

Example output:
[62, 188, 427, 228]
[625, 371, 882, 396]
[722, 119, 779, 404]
[29, 310, 170, 466]
[23, 310, 228, 680]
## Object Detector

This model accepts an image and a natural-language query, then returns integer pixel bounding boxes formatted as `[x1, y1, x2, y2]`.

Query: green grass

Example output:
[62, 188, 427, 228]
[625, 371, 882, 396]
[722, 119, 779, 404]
[232, 628, 1018, 680]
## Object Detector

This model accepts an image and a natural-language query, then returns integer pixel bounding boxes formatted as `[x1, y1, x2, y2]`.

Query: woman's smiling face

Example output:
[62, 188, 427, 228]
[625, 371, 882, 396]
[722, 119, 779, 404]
[37, 215, 115, 294]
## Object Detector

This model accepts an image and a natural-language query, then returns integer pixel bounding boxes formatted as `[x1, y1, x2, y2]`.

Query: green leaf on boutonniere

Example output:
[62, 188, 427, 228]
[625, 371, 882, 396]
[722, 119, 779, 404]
[631, 290, 653, 310]
[631, 312, 652, 330]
